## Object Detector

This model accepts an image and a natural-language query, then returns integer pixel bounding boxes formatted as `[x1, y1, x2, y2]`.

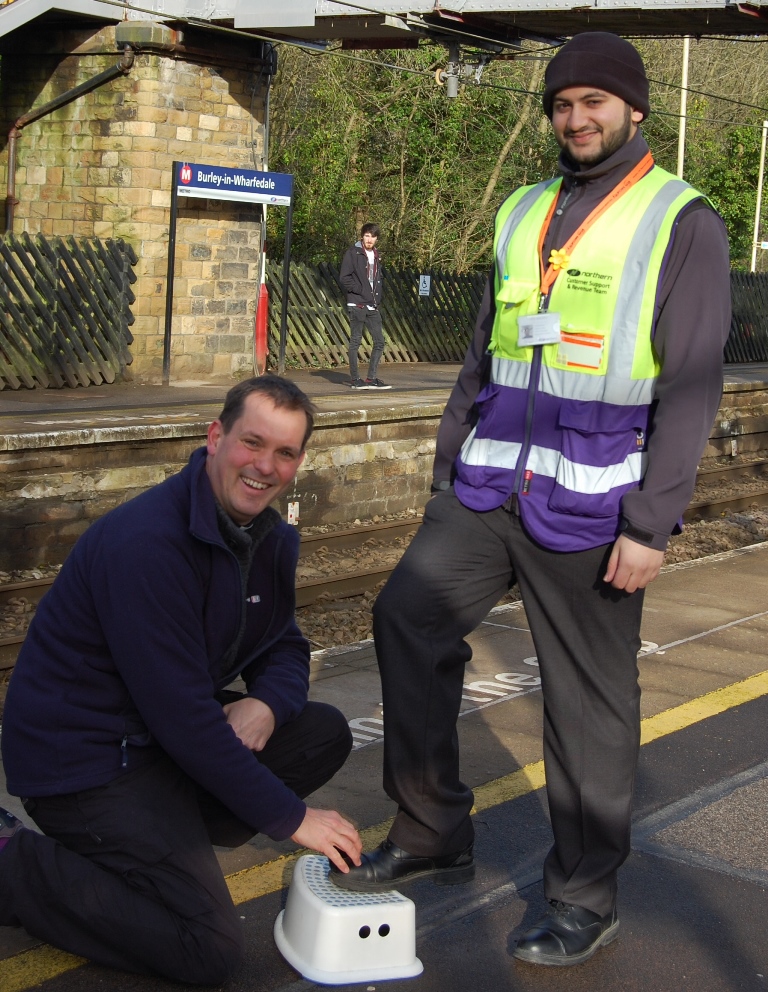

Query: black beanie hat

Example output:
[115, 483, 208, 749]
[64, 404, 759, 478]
[542, 32, 650, 121]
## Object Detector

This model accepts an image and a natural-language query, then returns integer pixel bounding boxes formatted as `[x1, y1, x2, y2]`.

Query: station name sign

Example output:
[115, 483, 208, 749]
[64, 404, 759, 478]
[175, 162, 293, 205]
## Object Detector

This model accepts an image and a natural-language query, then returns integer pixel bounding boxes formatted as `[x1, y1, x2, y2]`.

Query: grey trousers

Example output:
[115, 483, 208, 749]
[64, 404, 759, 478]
[372, 490, 644, 916]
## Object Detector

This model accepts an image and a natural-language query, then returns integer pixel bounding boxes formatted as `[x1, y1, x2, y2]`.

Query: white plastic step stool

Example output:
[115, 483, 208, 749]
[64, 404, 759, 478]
[274, 854, 424, 984]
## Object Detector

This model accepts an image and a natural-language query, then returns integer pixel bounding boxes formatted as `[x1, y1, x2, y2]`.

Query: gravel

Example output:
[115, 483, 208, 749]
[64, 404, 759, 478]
[296, 506, 768, 650]
[2, 507, 768, 674]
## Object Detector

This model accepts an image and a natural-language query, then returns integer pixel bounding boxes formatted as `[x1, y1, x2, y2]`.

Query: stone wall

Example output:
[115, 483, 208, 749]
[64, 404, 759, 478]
[1, 382, 765, 570]
[0, 21, 270, 380]
[0, 401, 443, 569]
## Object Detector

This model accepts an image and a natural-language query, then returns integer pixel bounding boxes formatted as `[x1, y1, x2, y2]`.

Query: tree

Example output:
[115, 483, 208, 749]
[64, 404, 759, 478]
[269, 44, 557, 271]
[269, 36, 768, 272]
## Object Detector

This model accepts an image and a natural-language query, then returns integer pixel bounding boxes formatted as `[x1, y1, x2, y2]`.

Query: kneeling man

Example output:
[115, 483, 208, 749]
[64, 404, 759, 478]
[0, 375, 361, 984]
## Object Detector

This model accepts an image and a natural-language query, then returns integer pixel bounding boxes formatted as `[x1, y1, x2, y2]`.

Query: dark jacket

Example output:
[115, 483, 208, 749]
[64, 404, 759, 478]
[434, 131, 731, 551]
[339, 240, 383, 307]
[2, 447, 308, 840]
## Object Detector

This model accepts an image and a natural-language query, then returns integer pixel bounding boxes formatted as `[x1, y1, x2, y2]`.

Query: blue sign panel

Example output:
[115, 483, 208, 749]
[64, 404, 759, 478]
[176, 162, 293, 205]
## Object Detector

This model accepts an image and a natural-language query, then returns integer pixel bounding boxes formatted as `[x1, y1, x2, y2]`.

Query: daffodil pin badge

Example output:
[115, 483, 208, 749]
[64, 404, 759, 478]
[548, 248, 570, 271]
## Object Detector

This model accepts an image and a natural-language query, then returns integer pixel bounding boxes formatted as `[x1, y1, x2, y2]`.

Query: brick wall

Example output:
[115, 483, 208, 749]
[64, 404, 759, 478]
[0, 21, 270, 380]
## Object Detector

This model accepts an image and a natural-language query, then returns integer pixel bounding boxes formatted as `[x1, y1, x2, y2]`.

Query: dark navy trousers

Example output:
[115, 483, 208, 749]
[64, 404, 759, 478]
[0, 701, 351, 984]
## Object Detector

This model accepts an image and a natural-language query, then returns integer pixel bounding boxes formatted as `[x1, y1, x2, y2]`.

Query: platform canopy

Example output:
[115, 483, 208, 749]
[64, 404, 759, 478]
[233, 0, 768, 48]
[2, 0, 768, 47]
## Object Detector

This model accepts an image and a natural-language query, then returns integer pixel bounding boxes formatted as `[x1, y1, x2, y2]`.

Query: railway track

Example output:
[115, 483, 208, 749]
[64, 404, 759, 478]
[684, 458, 768, 520]
[0, 519, 420, 671]
[295, 518, 418, 608]
[1, 461, 767, 671]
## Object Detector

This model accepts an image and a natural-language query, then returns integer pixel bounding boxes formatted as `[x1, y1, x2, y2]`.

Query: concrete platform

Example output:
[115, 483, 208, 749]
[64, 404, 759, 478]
[0, 365, 463, 448]
[2, 538, 767, 992]
[0, 360, 764, 445]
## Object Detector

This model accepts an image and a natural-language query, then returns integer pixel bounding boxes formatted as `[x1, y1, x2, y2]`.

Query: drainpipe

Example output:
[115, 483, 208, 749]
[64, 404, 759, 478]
[5, 44, 135, 234]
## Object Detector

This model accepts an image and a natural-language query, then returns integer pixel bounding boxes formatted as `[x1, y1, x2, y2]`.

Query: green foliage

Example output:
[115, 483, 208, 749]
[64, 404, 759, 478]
[679, 107, 762, 269]
[269, 45, 555, 271]
[268, 37, 768, 272]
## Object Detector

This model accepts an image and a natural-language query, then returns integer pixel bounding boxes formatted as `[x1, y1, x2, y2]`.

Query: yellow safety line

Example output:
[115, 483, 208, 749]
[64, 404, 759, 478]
[4, 669, 768, 992]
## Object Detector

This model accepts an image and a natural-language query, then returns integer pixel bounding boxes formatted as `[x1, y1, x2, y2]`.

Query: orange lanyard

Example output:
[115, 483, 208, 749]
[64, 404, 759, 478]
[537, 151, 655, 299]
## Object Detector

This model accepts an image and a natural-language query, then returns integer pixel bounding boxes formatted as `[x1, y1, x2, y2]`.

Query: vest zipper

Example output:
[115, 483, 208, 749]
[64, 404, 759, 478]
[514, 344, 543, 497]
[513, 180, 580, 498]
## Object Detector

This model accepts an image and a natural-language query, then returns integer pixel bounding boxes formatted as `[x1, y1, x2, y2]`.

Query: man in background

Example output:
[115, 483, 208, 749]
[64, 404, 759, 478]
[340, 222, 391, 389]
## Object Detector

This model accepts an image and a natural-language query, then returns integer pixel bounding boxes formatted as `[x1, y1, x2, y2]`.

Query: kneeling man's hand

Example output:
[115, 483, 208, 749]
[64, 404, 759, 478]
[292, 807, 363, 873]
[223, 697, 276, 751]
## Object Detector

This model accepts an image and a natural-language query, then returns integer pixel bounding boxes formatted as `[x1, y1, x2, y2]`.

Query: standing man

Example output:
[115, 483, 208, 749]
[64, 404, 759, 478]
[340, 222, 391, 389]
[332, 33, 731, 968]
[0, 375, 362, 984]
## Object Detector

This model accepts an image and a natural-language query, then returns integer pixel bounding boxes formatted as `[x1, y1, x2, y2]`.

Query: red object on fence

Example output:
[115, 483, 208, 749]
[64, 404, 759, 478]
[254, 282, 269, 375]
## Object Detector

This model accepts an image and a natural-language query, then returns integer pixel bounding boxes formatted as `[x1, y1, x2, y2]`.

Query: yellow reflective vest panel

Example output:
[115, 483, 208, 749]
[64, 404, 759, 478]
[454, 165, 704, 551]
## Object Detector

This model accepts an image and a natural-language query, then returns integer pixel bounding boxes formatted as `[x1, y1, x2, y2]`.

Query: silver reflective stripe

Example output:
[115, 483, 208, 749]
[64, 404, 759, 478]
[538, 365, 656, 406]
[495, 179, 560, 287]
[553, 450, 647, 493]
[525, 444, 559, 478]
[608, 178, 695, 377]
[491, 355, 530, 390]
[458, 434, 646, 493]
[459, 429, 522, 469]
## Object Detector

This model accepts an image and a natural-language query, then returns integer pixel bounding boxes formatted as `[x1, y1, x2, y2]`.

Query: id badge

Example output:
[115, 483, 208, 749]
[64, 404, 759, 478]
[517, 311, 561, 347]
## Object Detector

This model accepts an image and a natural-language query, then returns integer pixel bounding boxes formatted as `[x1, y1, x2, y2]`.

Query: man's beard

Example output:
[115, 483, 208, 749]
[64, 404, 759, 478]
[562, 105, 634, 167]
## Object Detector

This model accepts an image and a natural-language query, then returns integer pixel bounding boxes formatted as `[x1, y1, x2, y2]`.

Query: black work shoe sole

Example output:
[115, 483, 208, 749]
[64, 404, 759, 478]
[332, 860, 475, 892]
[513, 918, 619, 967]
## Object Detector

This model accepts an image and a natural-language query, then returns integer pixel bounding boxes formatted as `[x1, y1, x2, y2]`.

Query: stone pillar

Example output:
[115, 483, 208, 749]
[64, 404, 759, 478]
[0, 21, 272, 380]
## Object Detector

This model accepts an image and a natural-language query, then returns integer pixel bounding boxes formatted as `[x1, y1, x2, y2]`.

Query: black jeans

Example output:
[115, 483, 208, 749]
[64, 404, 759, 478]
[348, 307, 385, 379]
[372, 491, 644, 917]
[0, 701, 351, 984]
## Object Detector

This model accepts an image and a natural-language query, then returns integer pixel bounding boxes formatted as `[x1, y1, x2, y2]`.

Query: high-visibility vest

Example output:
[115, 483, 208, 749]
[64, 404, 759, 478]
[455, 164, 704, 552]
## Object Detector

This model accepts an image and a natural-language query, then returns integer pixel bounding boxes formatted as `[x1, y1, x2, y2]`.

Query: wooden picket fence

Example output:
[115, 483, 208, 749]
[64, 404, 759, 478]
[266, 260, 486, 367]
[268, 261, 768, 368]
[728, 271, 768, 363]
[0, 232, 136, 389]
[3, 246, 766, 388]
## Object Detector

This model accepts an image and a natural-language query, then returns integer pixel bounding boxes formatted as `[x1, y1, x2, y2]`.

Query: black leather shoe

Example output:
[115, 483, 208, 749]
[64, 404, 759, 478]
[513, 901, 619, 967]
[329, 838, 475, 892]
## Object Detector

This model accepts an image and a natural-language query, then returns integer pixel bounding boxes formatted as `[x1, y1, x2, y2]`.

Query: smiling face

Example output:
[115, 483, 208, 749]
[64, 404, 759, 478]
[205, 393, 308, 524]
[551, 87, 643, 167]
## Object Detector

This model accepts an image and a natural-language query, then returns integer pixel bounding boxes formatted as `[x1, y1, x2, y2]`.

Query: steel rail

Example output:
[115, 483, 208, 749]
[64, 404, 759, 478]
[2, 472, 767, 671]
[0, 519, 420, 670]
[683, 487, 768, 521]
[695, 458, 768, 484]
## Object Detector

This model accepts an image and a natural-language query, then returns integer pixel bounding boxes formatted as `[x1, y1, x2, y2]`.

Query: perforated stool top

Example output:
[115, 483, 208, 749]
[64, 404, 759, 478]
[274, 854, 423, 984]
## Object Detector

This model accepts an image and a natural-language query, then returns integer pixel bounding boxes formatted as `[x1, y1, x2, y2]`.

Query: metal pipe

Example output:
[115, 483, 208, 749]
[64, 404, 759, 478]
[445, 43, 460, 99]
[676, 36, 690, 179]
[751, 120, 768, 273]
[4, 45, 135, 233]
[5, 128, 20, 235]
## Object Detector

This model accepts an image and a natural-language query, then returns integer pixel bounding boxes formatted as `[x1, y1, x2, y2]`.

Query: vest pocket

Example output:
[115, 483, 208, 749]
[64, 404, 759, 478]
[547, 403, 645, 518]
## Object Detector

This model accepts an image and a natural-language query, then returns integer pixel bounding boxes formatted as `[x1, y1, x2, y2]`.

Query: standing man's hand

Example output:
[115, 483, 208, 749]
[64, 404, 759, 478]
[291, 807, 363, 872]
[223, 697, 276, 751]
[604, 534, 665, 593]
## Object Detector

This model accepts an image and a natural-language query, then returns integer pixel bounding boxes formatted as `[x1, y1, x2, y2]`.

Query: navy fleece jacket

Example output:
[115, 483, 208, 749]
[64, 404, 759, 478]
[2, 447, 309, 841]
